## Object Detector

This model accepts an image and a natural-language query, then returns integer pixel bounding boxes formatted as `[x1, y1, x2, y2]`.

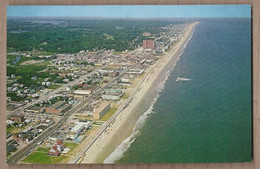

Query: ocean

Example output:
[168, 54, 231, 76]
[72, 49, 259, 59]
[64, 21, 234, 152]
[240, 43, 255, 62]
[106, 18, 252, 163]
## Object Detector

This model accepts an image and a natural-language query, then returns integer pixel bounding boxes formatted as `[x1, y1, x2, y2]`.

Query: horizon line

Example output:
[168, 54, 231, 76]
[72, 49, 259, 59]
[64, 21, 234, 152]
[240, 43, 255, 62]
[7, 16, 251, 19]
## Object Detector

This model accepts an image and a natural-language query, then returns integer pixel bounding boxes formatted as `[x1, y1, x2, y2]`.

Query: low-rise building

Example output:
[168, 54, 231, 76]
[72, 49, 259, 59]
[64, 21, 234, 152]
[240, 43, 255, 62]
[48, 140, 65, 156]
[6, 140, 18, 155]
[9, 114, 25, 123]
[73, 90, 92, 99]
[26, 106, 45, 113]
[102, 89, 123, 101]
[39, 118, 55, 127]
[126, 69, 144, 77]
[93, 102, 111, 119]
[68, 121, 91, 140]
[49, 133, 63, 142]
[45, 101, 71, 115]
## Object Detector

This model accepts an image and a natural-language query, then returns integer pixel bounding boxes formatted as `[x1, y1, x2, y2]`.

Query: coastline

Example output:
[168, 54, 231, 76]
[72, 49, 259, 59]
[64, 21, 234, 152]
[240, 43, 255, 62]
[79, 22, 199, 164]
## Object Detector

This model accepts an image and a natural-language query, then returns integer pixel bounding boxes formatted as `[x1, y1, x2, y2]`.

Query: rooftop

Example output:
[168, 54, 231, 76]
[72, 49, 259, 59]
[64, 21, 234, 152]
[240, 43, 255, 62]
[49, 101, 66, 110]
[70, 121, 91, 133]
[94, 102, 110, 113]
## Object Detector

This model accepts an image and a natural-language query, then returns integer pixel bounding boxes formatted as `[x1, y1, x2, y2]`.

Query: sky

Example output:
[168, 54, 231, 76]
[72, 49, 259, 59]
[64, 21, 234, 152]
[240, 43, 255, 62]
[7, 5, 251, 18]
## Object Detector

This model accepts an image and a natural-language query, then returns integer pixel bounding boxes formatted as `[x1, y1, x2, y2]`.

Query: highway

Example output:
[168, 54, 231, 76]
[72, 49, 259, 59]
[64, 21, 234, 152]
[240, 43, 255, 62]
[7, 67, 130, 164]
[7, 23, 191, 164]
[73, 24, 194, 164]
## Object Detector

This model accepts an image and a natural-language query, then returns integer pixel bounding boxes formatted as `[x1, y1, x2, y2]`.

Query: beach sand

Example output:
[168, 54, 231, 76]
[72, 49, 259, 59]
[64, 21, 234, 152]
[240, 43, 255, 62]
[78, 22, 199, 164]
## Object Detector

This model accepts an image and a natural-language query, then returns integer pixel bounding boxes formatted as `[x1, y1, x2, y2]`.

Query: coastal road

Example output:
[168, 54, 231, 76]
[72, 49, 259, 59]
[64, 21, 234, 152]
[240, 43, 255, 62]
[73, 23, 196, 164]
[7, 66, 132, 164]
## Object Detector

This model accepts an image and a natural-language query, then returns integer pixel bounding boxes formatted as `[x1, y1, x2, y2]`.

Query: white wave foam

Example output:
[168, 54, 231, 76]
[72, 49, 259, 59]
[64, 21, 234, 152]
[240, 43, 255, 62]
[104, 74, 169, 163]
[104, 25, 196, 163]
[103, 130, 139, 164]
[104, 95, 158, 163]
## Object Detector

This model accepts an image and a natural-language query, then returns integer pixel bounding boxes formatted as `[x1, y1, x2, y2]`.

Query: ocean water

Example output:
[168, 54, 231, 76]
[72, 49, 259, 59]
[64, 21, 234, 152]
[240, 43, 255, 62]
[111, 18, 252, 163]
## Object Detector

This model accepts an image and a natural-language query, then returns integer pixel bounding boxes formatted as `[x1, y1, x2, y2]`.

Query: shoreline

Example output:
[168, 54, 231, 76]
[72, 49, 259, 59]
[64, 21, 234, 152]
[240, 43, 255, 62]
[79, 22, 199, 164]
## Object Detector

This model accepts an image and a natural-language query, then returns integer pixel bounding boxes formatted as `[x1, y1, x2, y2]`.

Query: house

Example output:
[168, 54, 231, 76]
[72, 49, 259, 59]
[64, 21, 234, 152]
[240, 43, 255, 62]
[63, 79, 70, 83]
[28, 128, 39, 137]
[6, 120, 14, 125]
[23, 135, 34, 142]
[111, 71, 119, 77]
[46, 82, 52, 87]
[7, 87, 13, 92]
[57, 139, 65, 149]
[48, 145, 62, 156]
[31, 77, 38, 80]
[12, 87, 18, 92]
[48, 140, 65, 156]
[24, 119, 31, 124]
[22, 126, 34, 134]
[9, 114, 25, 123]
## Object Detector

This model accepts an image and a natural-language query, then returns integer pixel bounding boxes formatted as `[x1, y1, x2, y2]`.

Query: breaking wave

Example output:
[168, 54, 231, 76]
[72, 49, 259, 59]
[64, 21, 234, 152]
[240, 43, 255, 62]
[104, 24, 196, 164]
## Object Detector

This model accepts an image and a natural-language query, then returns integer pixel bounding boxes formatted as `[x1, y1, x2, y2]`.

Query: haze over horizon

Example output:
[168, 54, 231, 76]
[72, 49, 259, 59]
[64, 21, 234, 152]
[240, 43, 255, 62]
[7, 5, 251, 18]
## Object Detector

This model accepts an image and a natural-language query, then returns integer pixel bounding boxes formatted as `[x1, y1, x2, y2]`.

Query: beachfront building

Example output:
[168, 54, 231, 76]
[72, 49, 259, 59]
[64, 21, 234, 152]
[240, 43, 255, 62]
[118, 79, 131, 87]
[45, 101, 71, 115]
[73, 89, 92, 99]
[101, 89, 123, 101]
[143, 39, 155, 50]
[68, 121, 91, 140]
[126, 69, 144, 77]
[93, 102, 111, 120]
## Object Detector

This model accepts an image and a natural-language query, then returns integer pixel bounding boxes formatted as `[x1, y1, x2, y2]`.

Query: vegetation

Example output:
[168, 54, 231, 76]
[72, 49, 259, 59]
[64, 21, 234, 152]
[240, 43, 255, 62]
[122, 93, 129, 99]
[7, 92, 24, 102]
[22, 143, 78, 164]
[100, 107, 118, 121]
[47, 84, 61, 90]
[7, 63, 62, 88]
[22, 150, 52, 164]
[7, 18, 182, 53]
[64, 142, 78, 151]
[35, 147, 49, 153]
[6, 125, 19, 135]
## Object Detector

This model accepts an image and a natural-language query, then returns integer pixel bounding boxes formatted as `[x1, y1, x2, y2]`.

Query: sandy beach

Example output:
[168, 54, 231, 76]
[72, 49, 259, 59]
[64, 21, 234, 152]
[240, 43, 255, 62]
[78, 22, 199, 164]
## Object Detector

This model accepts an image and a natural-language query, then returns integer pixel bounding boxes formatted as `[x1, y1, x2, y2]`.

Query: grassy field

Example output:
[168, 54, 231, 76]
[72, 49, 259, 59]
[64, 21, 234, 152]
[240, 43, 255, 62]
[22, 147, 52, 164]
[64, 142, 78, 153]
[21, 142, 78, 164]
[36, 147, 49, 153]
[6, 126, 23, 135]
[100, 107, 118, 121]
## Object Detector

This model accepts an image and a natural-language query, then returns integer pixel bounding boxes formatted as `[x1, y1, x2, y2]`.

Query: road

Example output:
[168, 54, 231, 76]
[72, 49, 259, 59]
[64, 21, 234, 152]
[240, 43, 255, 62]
[7, 71, 96, 118]
[73, 23, 194, 164]
[6, 67, 131, 164]
[6, 28, 177, 164]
